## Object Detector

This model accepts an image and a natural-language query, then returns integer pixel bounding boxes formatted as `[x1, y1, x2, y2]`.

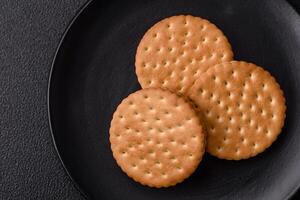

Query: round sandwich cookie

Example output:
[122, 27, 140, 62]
[110, 88, 206, 187]
[135, 15, 233, 95]
[188, 61, 286, 160]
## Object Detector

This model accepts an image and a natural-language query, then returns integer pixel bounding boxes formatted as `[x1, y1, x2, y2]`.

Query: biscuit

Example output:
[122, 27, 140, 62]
[110, 88, 205, 187]
[188, 61, 286, 160]
[135, 15, 233, 95]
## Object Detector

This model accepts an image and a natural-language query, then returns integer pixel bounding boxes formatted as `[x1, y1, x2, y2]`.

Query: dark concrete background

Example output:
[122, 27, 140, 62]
[0, 1, 299, 199]
[0, 1, 87, 199]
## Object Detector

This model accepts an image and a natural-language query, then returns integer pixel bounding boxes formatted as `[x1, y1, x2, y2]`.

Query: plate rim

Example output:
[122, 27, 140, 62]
[46, 0, 300, 199]
[47, 0, 93, 199]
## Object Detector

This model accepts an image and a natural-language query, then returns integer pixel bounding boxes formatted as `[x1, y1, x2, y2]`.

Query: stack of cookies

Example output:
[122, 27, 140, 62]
[109, 15, 286, 188]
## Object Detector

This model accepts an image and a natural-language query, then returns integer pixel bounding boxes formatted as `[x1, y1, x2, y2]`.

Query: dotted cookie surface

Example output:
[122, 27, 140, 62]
[135, 15, 233, 95]
[188, 61, 286, 160]
[110, 88, 205, 187]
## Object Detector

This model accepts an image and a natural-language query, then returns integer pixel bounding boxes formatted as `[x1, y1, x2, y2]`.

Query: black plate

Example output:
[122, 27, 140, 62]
[48, 0, 300, 199]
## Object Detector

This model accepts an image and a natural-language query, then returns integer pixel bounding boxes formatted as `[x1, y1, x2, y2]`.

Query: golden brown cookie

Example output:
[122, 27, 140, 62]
[110, 88, 205, 187]
[188, 61, 286, 160]
[135, 15, 233, 95]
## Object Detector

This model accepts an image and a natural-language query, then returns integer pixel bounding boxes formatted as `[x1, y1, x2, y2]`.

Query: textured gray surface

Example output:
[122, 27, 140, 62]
[0, 1, 87, 199]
